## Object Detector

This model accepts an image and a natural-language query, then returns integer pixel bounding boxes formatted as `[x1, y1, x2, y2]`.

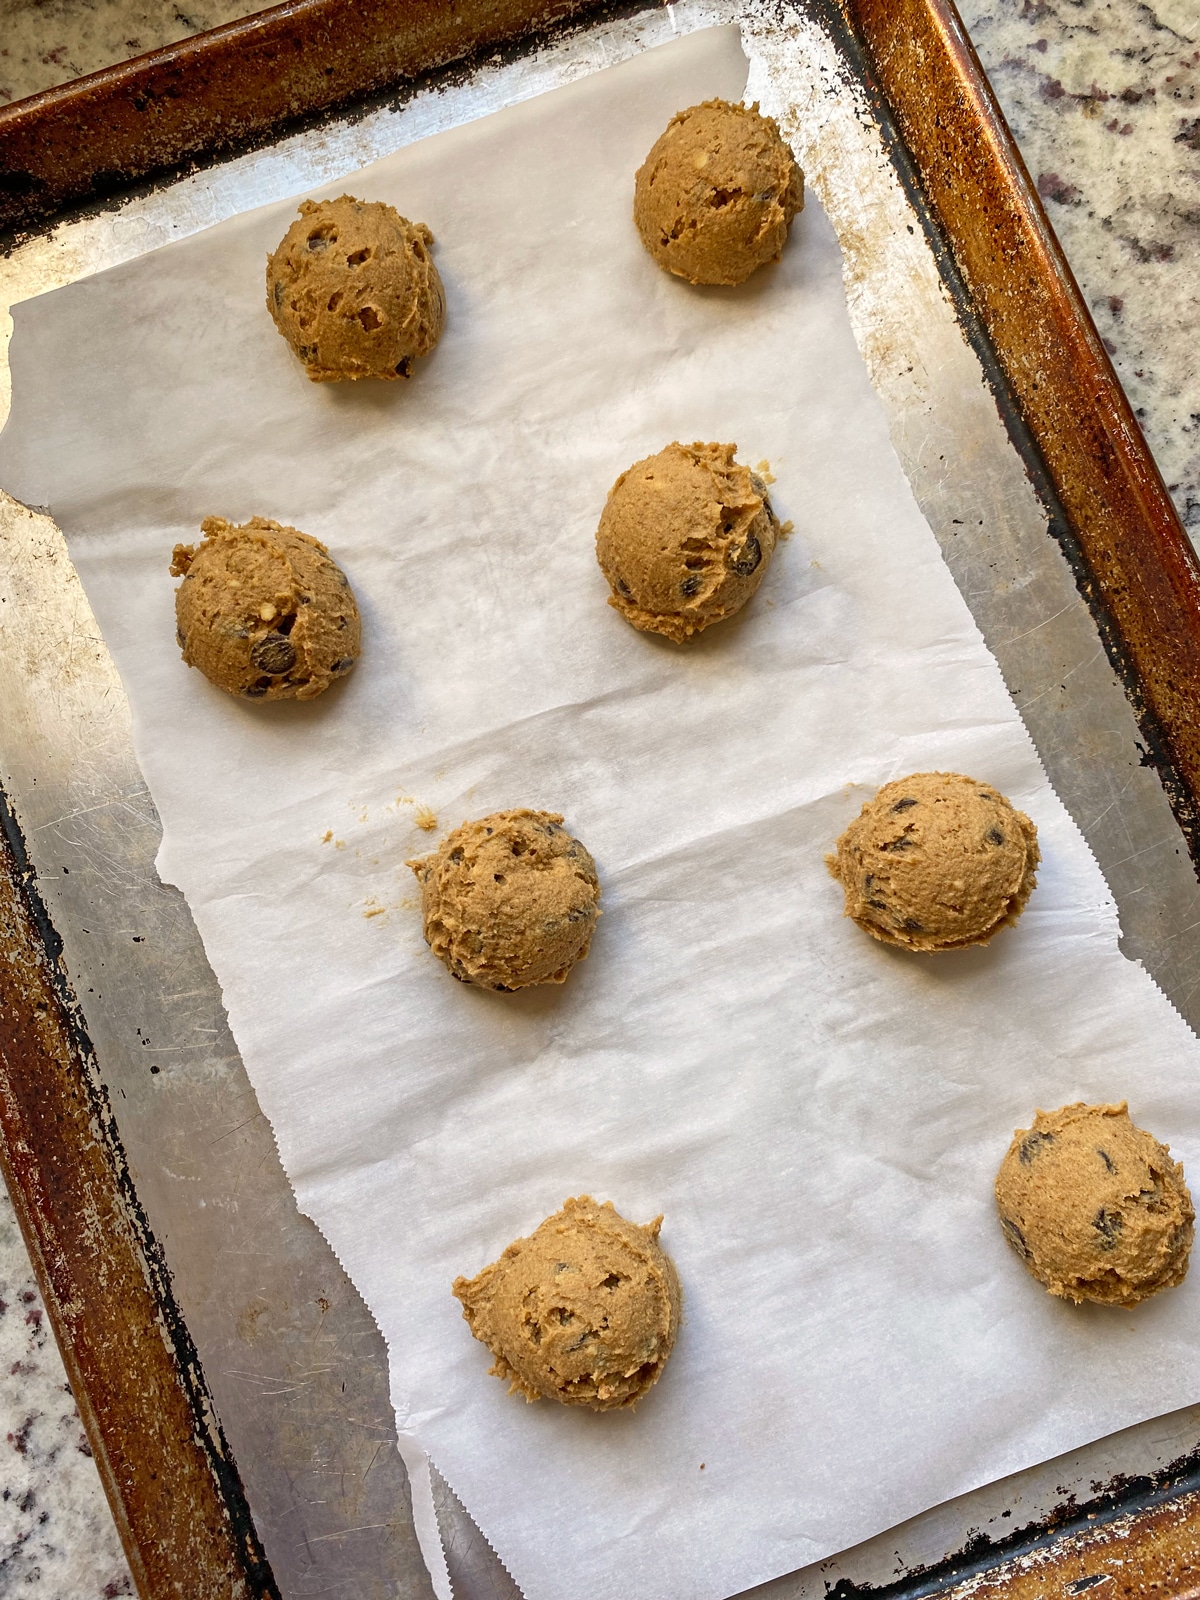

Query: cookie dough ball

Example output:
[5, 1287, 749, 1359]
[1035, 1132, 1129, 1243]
[453, 1196, 681, 1411]
[634, 99, 804, 286]
[407, 809, 600, 990]
[266, 195, 445, 382]
[170, 516, 360, 701]
[596, 441, 779, 643]
[828, 772, 1039, 952]
[996, 1103, 1194, 1306]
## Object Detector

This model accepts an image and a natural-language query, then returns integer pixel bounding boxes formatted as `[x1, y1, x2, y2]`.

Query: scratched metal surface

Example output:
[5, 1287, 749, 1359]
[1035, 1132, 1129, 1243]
[2, 1, 1200, 1596]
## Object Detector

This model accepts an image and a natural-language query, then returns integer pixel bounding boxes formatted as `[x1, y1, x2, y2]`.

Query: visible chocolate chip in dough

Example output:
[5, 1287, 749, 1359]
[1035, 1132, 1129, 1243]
[266, 195, 445, 382]
[596, 441, 780, 643]
[995, 1102, 1194, 1306]
[170, 516, 360, 701]
[453, 1196, 681, 1411]
[634, 99, 804, 286]
[407, 809, 600, 990]
[827, 772, 1039, 952]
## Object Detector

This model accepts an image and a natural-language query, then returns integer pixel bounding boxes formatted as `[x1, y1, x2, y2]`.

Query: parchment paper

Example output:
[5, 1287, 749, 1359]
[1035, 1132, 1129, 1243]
[4, 25, 1200, 1600]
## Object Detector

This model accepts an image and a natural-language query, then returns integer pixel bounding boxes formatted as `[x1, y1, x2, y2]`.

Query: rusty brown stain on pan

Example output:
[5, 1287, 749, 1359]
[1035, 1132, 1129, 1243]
[0, 0, 616, 234]
[936, 1485, 1200, 1599]
[0, 795, 277, 1597]
[840, 0, 1200, 867]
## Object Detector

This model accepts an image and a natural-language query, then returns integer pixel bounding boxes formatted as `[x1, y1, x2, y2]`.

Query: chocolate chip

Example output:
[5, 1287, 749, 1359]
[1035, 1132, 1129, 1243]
[728, 530, 762, 577]
[330, 657, 355, 675]
[273, 280, 283, 308]
[1093, 1206, 1123, 1245]
[1096, 1147, 1116, 1173]
[241, 678, 273, 698]
[881, 837, 915, 851]
[276, 611, 297, 636]
[250, 633, 297, 675]
[986, 827, 1005, 846]
[395, 357, 412, 377]
[1000, 1216, 1031, 1259]
[1019, 1131, 1054, 1165]
[892, 797, 918, 812]
[902, 917, 924, 931]
[616, 578, 632, 598]
[680, 574, 703, 598]
[175, 628, 186, 648]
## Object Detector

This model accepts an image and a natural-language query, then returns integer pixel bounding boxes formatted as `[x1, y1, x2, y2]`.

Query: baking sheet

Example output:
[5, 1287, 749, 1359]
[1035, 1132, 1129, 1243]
[4, 22, 1200, 1600]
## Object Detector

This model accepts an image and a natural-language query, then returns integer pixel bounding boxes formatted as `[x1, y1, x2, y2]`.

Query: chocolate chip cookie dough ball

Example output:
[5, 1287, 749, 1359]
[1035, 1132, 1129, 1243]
[170, 516, 360, 701]
[407, 809, 600, 990]
[596, 441, 779, 643]
[634, 99, 804, 286]
[996, 1103, 1193, 1306]
[266, 195, 445, 382]
[828, 772, 1038, 952]
[453, 1196, 681, 1411]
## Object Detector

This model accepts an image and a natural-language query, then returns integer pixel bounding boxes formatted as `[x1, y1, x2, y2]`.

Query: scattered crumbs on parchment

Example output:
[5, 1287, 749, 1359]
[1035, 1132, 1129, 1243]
[398, 896, 419, 911]
[765, 596, 776, 607]
[362, 899, 387, 920]
[414, 806, 438, 832]
[755, 459, 777, 485]
[320, 829, 333, 844]
[435, 769, 446, 782]
[334, 838, 346, 850]
[809, 556, 821, 570]
[778, 519, 795, 540]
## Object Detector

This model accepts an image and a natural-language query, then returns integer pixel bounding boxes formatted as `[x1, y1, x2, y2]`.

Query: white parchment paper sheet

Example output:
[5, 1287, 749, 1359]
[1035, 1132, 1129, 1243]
[4, 25, 1200, 1600]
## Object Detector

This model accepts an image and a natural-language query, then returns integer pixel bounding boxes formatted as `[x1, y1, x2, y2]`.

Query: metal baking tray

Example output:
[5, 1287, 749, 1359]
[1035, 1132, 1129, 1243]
[3, 0, 1200, 1594]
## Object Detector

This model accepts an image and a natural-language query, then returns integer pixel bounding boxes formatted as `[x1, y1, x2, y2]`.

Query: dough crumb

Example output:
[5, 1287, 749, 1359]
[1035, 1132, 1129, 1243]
[995, 1103, 1193, 1306]
[321, 829, 333, 844]
[634, 99, 803, 286]
[596, 441, 779, 642]
[171, 516, 360, 701]
[414, 806, 438, 832]
[828, 771, 1038, 951]
[755, 460, 777, 484]
[266, 195, 445, 382]
[407, 809, 600, 990]
[453, 1196, 681, 1411]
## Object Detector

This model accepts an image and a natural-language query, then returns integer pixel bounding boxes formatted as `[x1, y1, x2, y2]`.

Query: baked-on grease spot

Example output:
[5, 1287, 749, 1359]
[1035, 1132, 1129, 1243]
[266, 195, 445, 382]
[829, 772, 1039, 952]
[170, 517, 360, 702]
[996, 1102, 1193, 1306]
[452, 1196, 680, 1411]
[634, 100, 804, 285]
[407, 809, 600, 990]
[596, 442, 780, 642]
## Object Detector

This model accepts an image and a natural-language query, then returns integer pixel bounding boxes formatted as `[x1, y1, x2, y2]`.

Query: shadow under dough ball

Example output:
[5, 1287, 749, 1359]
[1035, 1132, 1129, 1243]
[171, 516, 360, 701]
[828, 772, 1039, 952]
[266, 195, 445, 381]
[407, 809, 600, 990]
[634, 98, 804, 286]
[453, 1196, 681, 1411]
[995, 1102, 1194, 1306]
[596, 441, 779, 642]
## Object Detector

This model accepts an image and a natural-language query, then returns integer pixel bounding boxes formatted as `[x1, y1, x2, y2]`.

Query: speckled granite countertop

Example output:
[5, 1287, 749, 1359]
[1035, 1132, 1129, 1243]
[1, 0, 1197, 1592]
